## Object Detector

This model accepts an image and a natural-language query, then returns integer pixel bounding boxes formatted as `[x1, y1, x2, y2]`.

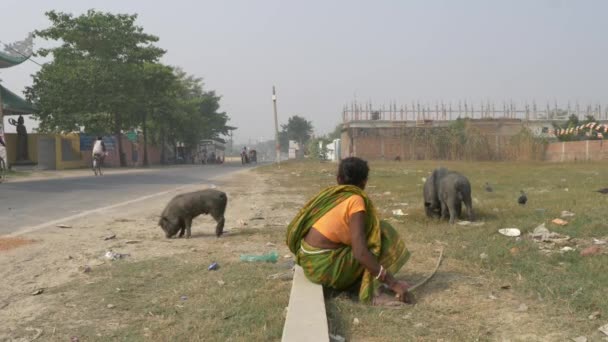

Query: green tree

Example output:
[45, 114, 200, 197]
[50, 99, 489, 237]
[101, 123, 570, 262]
[147, 68, 233, 163]
[135, 63, 177, 166]
[26, 10, 165, 166]
[280, 115, 314, 154]
[327, 124, 343, 141]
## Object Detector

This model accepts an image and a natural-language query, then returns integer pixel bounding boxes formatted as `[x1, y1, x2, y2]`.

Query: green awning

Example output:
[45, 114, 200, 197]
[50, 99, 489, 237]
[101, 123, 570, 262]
[0, 34, 33, 68]
[0, 84, 36, 115]
[0, 51, 30, 68]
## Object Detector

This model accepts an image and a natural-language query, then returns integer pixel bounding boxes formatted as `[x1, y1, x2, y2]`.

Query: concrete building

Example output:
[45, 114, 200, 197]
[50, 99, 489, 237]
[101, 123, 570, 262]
[340, 118, 562, 160]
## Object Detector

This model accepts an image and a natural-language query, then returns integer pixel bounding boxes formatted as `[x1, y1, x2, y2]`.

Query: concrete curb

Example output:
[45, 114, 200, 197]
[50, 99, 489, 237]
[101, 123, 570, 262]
[282, 265, 329, 342]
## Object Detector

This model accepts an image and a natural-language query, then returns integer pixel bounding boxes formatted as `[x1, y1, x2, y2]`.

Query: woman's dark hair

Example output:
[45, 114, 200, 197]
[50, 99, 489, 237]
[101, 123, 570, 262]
[337, 157, 369, 186]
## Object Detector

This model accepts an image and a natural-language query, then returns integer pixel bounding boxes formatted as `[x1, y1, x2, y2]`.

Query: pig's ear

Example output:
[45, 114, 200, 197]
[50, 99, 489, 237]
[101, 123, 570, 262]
[159, 217, 168, 226]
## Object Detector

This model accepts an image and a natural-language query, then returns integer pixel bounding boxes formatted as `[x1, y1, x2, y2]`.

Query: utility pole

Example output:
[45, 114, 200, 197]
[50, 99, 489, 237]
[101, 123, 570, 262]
[272, 86, 280, 166]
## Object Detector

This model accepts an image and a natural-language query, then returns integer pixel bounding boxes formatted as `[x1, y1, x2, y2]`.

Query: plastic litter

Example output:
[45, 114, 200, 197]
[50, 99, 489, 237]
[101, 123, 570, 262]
[552, 218, 568, 226]
[240, 251, 279, 263]
[104, 251, 129, 261]
[392, 209, 407, 216]
[561, 210, 575, 218]
[208, 262, 219, 271]
[498, 228, 521, 237]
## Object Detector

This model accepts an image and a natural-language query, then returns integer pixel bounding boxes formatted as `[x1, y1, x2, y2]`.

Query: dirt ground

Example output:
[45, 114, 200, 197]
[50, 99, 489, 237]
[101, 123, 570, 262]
[0, 168, 301, 341]
[1, 164, 606, 341]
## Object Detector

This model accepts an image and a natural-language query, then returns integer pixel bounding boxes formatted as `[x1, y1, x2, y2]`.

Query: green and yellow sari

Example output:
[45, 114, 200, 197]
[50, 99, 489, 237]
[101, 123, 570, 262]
[286, 185, 410, 303]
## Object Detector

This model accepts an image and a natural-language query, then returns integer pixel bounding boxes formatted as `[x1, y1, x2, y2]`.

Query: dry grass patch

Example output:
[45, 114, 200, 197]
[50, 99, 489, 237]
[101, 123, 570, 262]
[257, 160, 608, 341]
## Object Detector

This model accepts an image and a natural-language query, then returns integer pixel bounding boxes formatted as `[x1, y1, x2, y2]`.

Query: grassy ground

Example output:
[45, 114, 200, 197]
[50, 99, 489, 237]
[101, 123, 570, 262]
[256, 160, 608, 341]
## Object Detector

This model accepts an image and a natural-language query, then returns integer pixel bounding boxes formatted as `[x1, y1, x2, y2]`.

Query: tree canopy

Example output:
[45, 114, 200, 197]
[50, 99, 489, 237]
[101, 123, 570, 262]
[280, 115, 313, 150]
[25, 10, 234, 166]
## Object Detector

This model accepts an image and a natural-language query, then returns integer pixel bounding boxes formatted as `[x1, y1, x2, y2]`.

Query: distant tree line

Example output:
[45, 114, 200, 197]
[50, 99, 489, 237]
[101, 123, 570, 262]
[25, 10, 233, 166]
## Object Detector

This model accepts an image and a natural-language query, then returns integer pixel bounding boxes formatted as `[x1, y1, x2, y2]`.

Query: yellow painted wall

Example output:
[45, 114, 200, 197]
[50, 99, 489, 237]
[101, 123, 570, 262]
[4, 133, 42, 164]
[3, 133, 86, 169]
[55, 133, 86, 170]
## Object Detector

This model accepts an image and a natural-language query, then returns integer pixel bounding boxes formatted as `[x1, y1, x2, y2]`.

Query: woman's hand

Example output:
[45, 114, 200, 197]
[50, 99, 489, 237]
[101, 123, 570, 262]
[389, 280, 411, 303]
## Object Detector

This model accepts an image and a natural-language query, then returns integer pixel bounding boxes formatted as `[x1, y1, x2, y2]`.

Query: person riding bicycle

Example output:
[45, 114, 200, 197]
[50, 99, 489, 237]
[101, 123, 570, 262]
[92, 136, 107, 163]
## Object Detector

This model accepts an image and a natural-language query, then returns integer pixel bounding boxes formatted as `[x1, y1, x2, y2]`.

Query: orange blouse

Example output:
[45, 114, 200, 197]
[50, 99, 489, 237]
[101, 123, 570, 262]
[312, 195, 366, 245]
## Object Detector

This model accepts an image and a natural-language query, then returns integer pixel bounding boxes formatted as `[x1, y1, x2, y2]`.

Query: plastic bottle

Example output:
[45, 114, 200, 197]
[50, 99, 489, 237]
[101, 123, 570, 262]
[240, 251, 279, 263]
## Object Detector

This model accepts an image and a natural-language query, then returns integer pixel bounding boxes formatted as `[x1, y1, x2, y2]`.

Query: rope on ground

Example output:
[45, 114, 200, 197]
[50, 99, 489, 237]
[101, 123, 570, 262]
[409, 246, 444, 292]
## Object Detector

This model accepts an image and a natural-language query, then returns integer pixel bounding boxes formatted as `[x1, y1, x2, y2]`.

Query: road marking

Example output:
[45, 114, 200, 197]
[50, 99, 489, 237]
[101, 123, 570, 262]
[9, 185, 194, 237]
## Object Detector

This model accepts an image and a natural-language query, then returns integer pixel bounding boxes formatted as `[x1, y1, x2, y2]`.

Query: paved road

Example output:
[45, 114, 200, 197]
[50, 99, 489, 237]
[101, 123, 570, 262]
[0, 164, 249, 234]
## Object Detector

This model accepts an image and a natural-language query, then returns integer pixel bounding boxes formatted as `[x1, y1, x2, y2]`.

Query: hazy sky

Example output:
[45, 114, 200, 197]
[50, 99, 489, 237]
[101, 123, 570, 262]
[1, 0, 607, 142]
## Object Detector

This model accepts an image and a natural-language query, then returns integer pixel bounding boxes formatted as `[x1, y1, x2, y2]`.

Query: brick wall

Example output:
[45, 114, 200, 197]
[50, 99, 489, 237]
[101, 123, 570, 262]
[545, 140, 608, 162]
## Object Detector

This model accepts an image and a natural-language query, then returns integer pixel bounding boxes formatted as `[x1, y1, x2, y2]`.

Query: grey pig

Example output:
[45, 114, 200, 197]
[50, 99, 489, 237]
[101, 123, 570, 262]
[158, 189, 227, 238]
[423, 167, 449, 218]
[438, 171, 474, 224]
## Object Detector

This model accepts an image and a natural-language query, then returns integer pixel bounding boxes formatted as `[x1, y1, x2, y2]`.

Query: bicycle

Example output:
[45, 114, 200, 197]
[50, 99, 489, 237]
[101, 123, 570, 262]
[0, 156, 6, 182]
[92, 154, 104, 176]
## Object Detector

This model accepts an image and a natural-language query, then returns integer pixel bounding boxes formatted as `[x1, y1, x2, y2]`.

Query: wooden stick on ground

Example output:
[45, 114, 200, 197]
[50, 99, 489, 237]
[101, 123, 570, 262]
[409, 247, 444, 292]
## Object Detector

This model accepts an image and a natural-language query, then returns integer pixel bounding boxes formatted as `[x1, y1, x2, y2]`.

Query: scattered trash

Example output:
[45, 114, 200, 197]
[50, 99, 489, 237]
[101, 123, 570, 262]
[208, 262, 219, 271]
[414, 322, 424, 328]
[31, 289, 44, 296]
[180, 295, 188, 301]
[217, 280, 225, 286]
[107, 304, 115, 309]
[561, 246, 575, 252]
[383, 191, 392, 196]
[564, 188, 569, 192]
[488, 294, 497, 300]
[125, 240, 141, 244]
[283, 254, 292, 259]
[458, 221, 485, 226]
[509, 247, 520, 256]
[421, 177, 427, 182]
[571, 336, 587, 342]
[552, 218, 568, 226]
[265, 242, 276, 247]
[599, 323, 608, 336]
[498, 228, 521, 237]
[580, 246, 602, 257]
[251, 216, 265, 220]
[83, 265, 92, 273]
[240, 251, 279, 263]
[56, 224, 72, 228]
[353, 317, 360, 325]
[593, 238, 607, 245]
[589, 311, 601, 320]
[530, 223, 571, 244]
[473, 197, 480, 204]
[71, 337, 80, 342]
[103, 234, 116, 241]
[561, 211, 575, 218]
[329, 333, 346, 342]
[209, 184, 217, 189]
[480, 253, 488, 260]
[237, 219, 248, 227]
[500, 284, 511, 290]
[517, 303, 528, 312]
[392, 209, 407, 216]
[67, 255, 73, 260]
[104, 251, 129, 261]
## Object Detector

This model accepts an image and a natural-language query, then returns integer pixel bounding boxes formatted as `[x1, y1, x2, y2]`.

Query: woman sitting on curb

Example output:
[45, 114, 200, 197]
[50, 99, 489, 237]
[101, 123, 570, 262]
[286, 157, 411, 305]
